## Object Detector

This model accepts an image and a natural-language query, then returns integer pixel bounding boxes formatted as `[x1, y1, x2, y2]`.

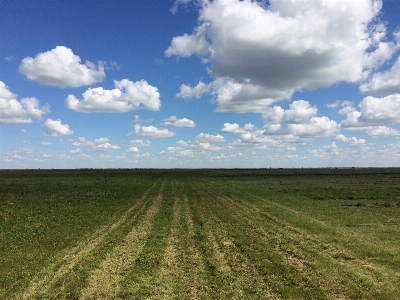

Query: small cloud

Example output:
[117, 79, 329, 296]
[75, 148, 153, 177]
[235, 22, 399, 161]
[127, 147, 140, 153]
[134, 125, 175, 138]
[105, 61, 121, 71]
[195, 133, 225, 143]
[94, 138, 109, 144]
[65, 79, 161, 113]
[19, 46, 105, 87]
[163, 116, 196, 128]
[0, 81, 50, 124]
[129, 139, 151, 147]
[221, 123, 256, 134]
[154, 58, 164, 65]
[43, 118, 73, 137]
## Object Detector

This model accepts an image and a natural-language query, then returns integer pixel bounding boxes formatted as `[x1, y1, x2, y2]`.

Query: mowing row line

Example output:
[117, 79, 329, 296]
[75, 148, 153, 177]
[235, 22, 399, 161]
[197, 178, 399, 299]
[80, 180, 166, 299]
[187, 181, 279, 299]
[17, 180, 163, 300]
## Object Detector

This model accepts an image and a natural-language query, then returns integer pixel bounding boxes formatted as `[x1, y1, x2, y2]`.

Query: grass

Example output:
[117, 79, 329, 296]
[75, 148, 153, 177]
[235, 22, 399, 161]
[1, 168, 399, 299]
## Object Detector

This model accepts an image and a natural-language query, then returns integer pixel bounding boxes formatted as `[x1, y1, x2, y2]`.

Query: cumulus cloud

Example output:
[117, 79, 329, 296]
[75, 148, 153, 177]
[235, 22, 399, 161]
[65, 79, 161, 113]
[260, 100, 339, 138]
[129, 139, 151, 147]
[165, 23, 210, 57]
[92, 143, 121, 151]
[287, 117, 339, 137]
[134, 125, 175, 138]
[366, 126, 400, 137]
[360, 56, 400, 96]
[167, 0, 395, 112]
[19, 46, 105, 87]
[127, 147, 140, 153]
[341, 94, 400, 128]
[194, 133, 225, 143]
[72, 137, 95, 147]
[163, 116, 196, 128]
[263, 100, 317, 124]
[176, 81, 211, 99]
[0, 81, 50, 124]
[220, 123, 255, 134]
[334, 134, 366, 147]
[43, 118, 73, 136]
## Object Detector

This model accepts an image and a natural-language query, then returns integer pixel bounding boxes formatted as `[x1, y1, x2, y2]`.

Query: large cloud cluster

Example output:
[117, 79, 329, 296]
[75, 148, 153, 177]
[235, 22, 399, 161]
[168, 0, 396, 112]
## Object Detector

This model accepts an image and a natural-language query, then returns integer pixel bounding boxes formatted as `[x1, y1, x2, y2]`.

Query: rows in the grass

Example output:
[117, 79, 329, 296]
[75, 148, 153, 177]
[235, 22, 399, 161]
[18, 180, 163, 300]
[196, 178, 399, 299]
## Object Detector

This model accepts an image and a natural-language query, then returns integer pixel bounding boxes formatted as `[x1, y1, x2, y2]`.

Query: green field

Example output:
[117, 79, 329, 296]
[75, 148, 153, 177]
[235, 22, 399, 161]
[1, 168, 400, 299]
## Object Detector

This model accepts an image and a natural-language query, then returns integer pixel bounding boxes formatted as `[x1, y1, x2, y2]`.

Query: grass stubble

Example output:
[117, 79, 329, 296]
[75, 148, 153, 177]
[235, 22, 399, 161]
[1, 169, 399, 299]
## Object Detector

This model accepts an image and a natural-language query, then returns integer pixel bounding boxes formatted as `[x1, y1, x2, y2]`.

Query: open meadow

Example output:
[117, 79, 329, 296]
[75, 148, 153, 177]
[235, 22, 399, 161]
[1, 168, 399, 299]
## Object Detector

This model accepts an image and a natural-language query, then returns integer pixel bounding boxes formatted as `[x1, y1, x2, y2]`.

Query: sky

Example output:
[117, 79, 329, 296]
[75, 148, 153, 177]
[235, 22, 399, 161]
[1, 0, 400, 169]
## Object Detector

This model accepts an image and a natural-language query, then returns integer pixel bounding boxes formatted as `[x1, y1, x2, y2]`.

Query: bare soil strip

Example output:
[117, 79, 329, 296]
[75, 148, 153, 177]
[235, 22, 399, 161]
[80, 181, 165, 299]
[18, 181, 159, 300]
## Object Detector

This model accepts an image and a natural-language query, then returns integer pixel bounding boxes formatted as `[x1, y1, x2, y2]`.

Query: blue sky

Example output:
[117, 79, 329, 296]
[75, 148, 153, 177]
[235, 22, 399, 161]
[1, 0, 400, 169]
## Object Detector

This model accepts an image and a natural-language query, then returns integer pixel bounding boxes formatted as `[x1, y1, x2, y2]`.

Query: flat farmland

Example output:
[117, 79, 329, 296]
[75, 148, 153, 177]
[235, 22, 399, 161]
[1, 168, 400, 299]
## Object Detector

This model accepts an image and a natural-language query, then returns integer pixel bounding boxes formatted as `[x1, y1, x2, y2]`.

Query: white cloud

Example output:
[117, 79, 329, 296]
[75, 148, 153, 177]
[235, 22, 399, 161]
[220, 122, 255, 134]
[19, 46, 105, 87]
[132, 115, 153, 124]
[72, 137, 95, 147]
[0, 81, 50, 124]
[134, 125, 175, 138]
[360, 56, 400, 96]
[94, 138, 109, 144]
[197, 142, 221, 151]
[41, 142, 52, 146]
[129, 139, 151, 147]
[194, 133, 225, 143]
[288, 116, 338, 137]
[341, 94, 400, 128]
[65, 79, 161, 113]
[366, 126, 400, 137]
[127, 147, 140, 153]
[170, 0, 192, 14]
[165, 23, 210, 57]
[43, 118, 73, 136]
[334, 134, 366, 147]
[92, 143, 121, 151]
[163, 116, 196, 128]
[136, 152, 151, 158]
[263, 100, 317, 124]
[167, 0, 395, 112]
[176, 81, 211, 99]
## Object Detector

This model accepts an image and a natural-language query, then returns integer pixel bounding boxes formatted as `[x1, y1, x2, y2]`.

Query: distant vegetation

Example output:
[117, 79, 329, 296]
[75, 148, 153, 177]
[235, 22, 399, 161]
[1, 168, 399, 299]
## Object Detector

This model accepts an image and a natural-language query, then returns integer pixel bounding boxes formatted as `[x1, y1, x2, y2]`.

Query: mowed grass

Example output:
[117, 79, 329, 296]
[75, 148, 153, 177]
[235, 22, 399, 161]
[0, 169, 399, 299]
